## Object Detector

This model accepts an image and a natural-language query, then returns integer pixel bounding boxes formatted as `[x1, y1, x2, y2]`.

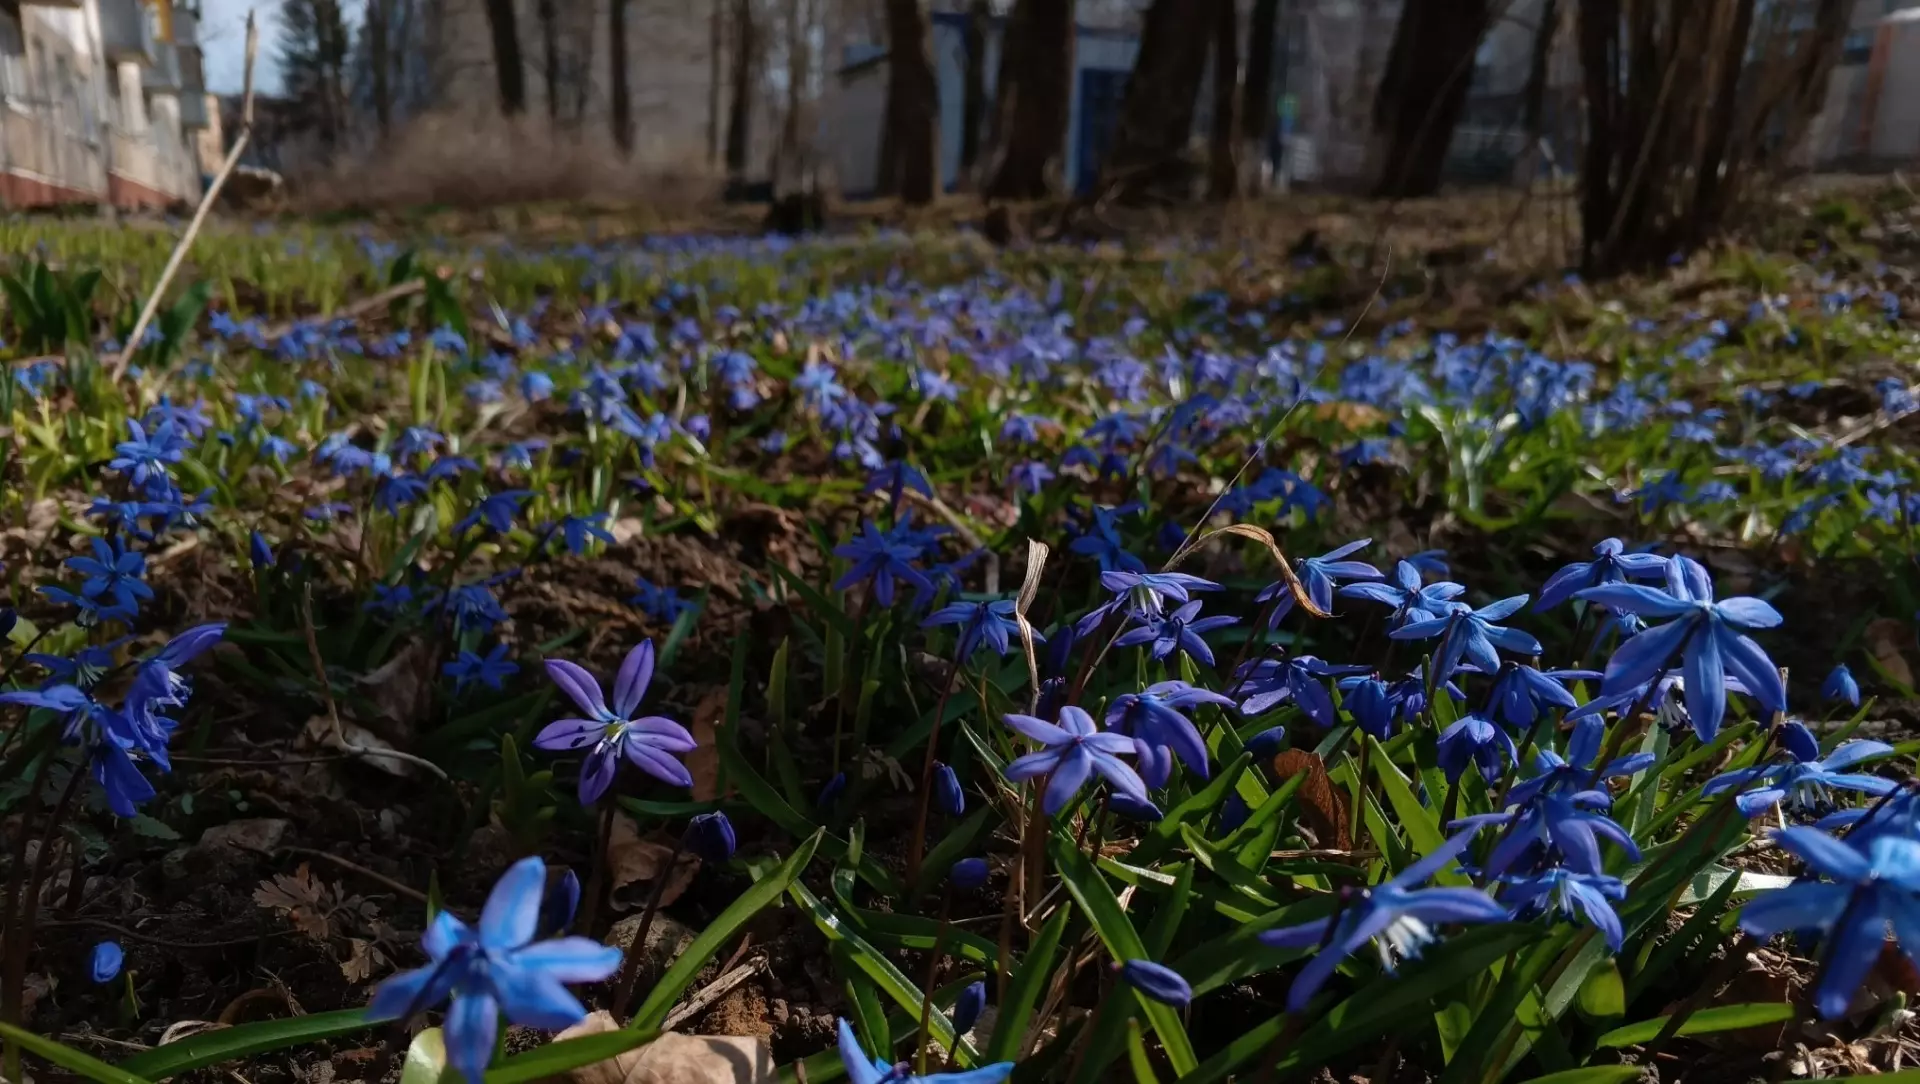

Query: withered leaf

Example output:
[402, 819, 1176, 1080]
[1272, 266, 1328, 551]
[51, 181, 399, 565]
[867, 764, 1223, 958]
[253, 863, 336, 940]
[1271, 749, 1350, 851]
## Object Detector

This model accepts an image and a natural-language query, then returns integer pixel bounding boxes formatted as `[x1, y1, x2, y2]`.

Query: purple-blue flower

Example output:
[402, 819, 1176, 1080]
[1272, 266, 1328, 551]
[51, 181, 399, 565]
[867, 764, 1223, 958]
[1823, 663, 1860, 707]
[834, 521, 934, 608]
[1105, 680, 1233, 789]
[67, 538, 152, 613]
[1002, 705, 1148, 815]
[1436, 713, 1516, 784]
[369, 856, 622, 1084]
[1338, 561, 1465, 629]
[1534, 538, 1668, 612]
[1234, 655, 1369, 727]
[1112, 599, 1237, 667]
[1258, 828, 1506, 1012]
[922, 599, 1032, 661]
[1703, 722, 1895, 817]
[1389, 594, 1540, 683]
[834, 1017, 1011, 1084]
[1256, 538, 1381, 626]
[91, 941, 124, 983]
[1502, 869, 1628, 949]
[444, 644, 520, 693]
[1118, 959, 1192, 1008]
[534, 640, 697, 803]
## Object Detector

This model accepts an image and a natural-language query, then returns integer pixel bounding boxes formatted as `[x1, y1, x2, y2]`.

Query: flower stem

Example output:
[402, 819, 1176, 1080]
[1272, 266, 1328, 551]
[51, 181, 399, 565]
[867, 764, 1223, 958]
[610, 832, 687, 1023]
[905, 654, 965, 893]
[914, 892, 952, 1075]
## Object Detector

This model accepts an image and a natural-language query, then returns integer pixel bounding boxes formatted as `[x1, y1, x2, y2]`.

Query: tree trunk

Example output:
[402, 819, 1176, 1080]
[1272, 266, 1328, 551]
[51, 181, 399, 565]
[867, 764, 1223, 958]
[610, 0, 633, 154]
[709, 0, 725, 166]
[369, 0, 391, 138]
[537, 0, 559, 122]
[1239, 0, 1279, 187]
[984, 0, 1073, 199]
[1097, 0, 1217, 203]
[1206, 0, 1239, 200]
[481, 0, 525, 116]
[725, 0, 754, 180]
[1367, 0, 1491, 198]
[778, 0, 810, 183]
[884, 0, 939, 204]
[957, 0, 988, 189]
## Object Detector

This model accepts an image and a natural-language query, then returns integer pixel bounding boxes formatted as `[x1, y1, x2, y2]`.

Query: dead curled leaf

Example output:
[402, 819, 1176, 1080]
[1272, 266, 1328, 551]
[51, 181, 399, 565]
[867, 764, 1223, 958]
[357, 639, 439, 736]
[1864, 617, 1914, 689]
[686, 689, 725, 802]
[253, 863, 339, 940]
[1272, 749, 1350, 851]
[547, 1011, 773, 1084]
[606, 814, 698, 911]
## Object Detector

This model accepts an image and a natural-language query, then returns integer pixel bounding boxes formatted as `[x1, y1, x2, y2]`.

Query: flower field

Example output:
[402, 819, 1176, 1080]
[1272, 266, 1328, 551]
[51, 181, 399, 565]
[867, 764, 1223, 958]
[5, 187, 1920, 1084]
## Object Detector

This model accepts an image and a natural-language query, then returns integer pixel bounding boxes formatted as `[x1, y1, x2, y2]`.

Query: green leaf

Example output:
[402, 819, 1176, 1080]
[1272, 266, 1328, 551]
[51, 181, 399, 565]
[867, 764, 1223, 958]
[715, 721, 901, 897]
[129, 814, 180, 840]
[1050, 835, 1197, 1075]
[914, 806, 992, 898]
[1369, 735, 1459, 884]
[1125, 1020, 1162, 1084]
[1576, 961, 1626, 1021]
[398, 1028, 451, 1084]
[483, 1028, 659, 1084]
[770, 563, 855, 639]
[0, 1020, 155, 1084]
[984, 905, 1069, 1064]
[1508, 1067, 1645, 1084]
[118, 1009, 378, 1079]
[1130, 752, 1253, 865]
[788, 881, 982, 1066]
[1593, 1003, 1797, 1048]
[629, 830, 822, 1031]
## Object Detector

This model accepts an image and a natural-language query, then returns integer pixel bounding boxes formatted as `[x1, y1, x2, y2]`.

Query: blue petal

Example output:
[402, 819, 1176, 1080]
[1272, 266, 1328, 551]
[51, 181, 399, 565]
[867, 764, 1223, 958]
[1814, 908, 1887, 1020]
[1713, 596, 1783, 629]
[480, 857, 546, 951]
[491, 963, 590, 1030]
[1576, 584, 1693, 619]
[1601, 618, 1694, 693]
[444, 993, 501, 1084]
[1773, 827, 1871, 882]
[1740, 882, 1852, 938]
[1044, 746, 1093, 815]
[1396, 886, 1509, 925]
[509, 938, 622, 983]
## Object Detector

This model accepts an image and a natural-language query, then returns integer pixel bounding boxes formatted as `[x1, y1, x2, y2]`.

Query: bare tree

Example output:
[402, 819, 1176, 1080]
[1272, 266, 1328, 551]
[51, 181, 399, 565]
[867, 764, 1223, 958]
[1206, 0, 1239, 200]
[1577, 0, 1853, 274]
[481, 0, 525, 115]
[368, 0, 391, 138]
[1097, 0, 1217, 203]
[957, 0, 988, 189]
[610, 0, 633, 153]
[709, 0, 725, 166]
[1366, 0, 1491, 198]
[984, 0, 1073, 199]
[883, 0, 938, 203]
[1238, 0, 1279, 189]
[725, 0, 756, 180]
[537, 0, 559, 122]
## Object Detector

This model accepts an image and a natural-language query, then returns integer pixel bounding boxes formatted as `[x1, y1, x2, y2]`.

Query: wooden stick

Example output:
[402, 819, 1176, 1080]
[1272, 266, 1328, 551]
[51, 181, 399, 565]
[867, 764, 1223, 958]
[109, 12, 259, 381]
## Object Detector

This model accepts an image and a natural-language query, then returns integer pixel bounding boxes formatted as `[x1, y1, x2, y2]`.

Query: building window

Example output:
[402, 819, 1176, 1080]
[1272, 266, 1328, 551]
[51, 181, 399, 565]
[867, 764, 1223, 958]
[1842, 28, 1873, 63]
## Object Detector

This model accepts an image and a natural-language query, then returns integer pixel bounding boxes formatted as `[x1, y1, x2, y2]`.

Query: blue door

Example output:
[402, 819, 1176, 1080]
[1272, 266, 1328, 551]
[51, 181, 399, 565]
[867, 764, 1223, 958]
[1076, 68, 1129, 194]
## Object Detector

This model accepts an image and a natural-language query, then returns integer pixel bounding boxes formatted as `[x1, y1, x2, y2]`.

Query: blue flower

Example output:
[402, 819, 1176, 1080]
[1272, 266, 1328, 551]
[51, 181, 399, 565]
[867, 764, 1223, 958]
[1083, 570, 1221, 633]
[110, 419, 185, 495]
[1258, 828, 1506, 1012]
[952, 981, 987, 1035]
[834, 1018, 1012, 1084]
[429, 584, 509, 634]
[444, 644, 520, 693]
[1502, 869, 1628, 949]
[556, 514, 615, 556]
[1436, 713, 1517, 784]
[922, 599, 1032, 661]
[1256, 539, 1381, 627]
[1485, 663, 1597, 731]
[538, 870, 581, 937]
[124, 623, 226, 745]
[1067, 505, 1146, 574]
[91, 941, 124, 983]
[1002, 705, 1148, 816]
[1534, 538, 1668, 612]
[1343, 675, 1396, 739]
[932, 762, 965, 816]
[1112, 600, 1238, 667]
[534, 640, 697, 803]
[686, 811, 736, 864]
[1703, 723, 1896, 817]
[1740, 827, 1920, 1020]
[1338, 561, 1465, 628]
[374, 473, 429, 516]
[1577, 555, 1786, 740]
[1235, 655, 1370, 726]
[456, 489, 532, 535]
[66, 537, 152, 614]
[1105, 680, 1233, 789]
[865, 460, 934, 502]
[1823, 663, 1861, 707]
[369, 857, 623, 1084]
[949, 857, 990, 890]
[818, 772, 848, 808]
[249, 531, 276, 570]
[1390, 594, 1540, 684]
[1118, 959, 1192, 1007]
[834, 521, 934, 608]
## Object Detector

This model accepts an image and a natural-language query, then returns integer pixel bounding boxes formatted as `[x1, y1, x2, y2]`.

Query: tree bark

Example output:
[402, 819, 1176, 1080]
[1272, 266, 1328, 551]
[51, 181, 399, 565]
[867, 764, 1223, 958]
[1367, 0, 1491, 198]
[369, 0, 391, 138]
[537, 0, 559, 122]
[709, 0, 725, 166]
[481, 0, 525, 116]
[1206, 0, 1239, 200]
[1239, 0, 1280, 185]
[984, 0, 1073, 199]
[884, 0, 939, 204]
[1097, 0, 1217, 203]
[725, 0, 755, 180]
[957, 0, 988, 188]
[610, 0, 633, 154]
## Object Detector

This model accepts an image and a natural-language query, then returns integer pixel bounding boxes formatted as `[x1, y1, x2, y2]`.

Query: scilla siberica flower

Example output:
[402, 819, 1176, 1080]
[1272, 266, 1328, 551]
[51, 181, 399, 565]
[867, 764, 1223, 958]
[1256, 538, 1381, 627]
[1576, 555, 1785, 741]
[1740, 827, 1920, 1020]
[1533, 538, 1668, 612]
[1078, 570, 1220, 636]
[370, 857, 622, 1084]
[1002, 705, 1148, 815]
[1823, 663, 1860, 707]
[1105, 681, 1233, 789]
[834, 521, 933, 608]
[1338, 560, 1465, 629]
[91, 941, 124, 983]
[922, 599, 1034, 661]
[534, 639, 696, 803]
[1259, 828, 1506, 1012]
[1702, 720, 1895, 816]
[834, 1017, 1012, 1084]
[1112, 599, 1237, 667]
[1389, 594, 1540, 685]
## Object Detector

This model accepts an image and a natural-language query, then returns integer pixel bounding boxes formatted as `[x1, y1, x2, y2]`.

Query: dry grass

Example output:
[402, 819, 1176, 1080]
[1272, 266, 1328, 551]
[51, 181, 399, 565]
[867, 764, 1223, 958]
[286, 112, 722, 214]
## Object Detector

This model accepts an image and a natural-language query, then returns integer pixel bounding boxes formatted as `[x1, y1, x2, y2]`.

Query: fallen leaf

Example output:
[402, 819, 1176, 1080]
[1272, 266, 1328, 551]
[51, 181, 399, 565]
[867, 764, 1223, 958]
[1271, 749, 1349, 851]
[339, 937, 387, 984]
[547, 1011, 774, 1084]
[356, 640, 438, 738]
[687, 690, 726, 802]
[196, 818, 291, 855]
[606, 813, 698, 911]
[304, 715, 417, 778]
[254, 864, 336, 940]
[1865, 617, 1914, 689]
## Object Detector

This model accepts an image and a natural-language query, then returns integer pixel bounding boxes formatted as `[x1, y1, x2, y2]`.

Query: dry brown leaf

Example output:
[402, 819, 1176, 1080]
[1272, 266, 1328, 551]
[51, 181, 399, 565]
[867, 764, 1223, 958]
[1865, 617, 1914, 689]
[356, 639, 438, 737]
[303, 715, 417, 778]
[686, 689, 726, 802]
[1272, 749, 1350, 851]
[253, 864, 336, 940]
[339, 937, 387, 984]
[196, 817, 291, 855]
[547, 1011, 774, 1084]
[606, 813, 698, 911]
